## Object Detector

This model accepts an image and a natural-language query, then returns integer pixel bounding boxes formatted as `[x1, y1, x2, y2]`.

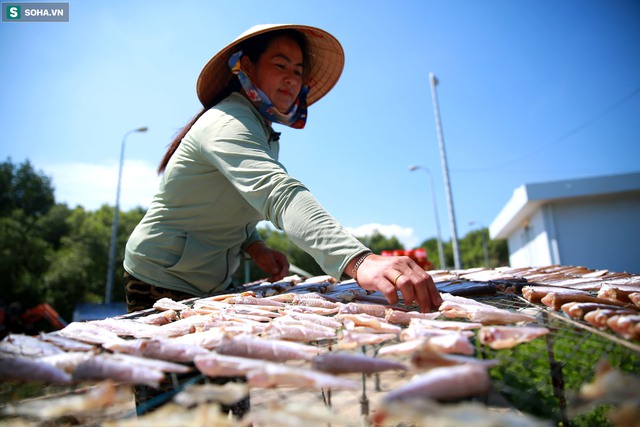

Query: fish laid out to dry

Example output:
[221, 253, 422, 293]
[311, 351, 407, 374]
[579, 359, 640, 403]
[247, 363, 359, 390]
[262, 322, 338, 342]
[521, 285, 590, 303]
[172, 382, 249, 407]
[56, 322, 123, 346]
[131, 309, 179, 325]
[89, 318, 160, 338]
[439, 294, 537, 324]
[194, 352, 268, 377]
[39, 332, 97, 352]
[383, 364, 491, 402]
[280, 309, 343, 329]
[399, 327, 475, 355]
[338, 302, 389, 318]
[606, 314, 640, 340]
[214, 334, 325, 362]
[629, 292, 640, 307]
[0, 333, 65, 358]
[409, 341, 500, 370]
[337, 312, 402, 333]
[540, 292, 630, 311]
[478, 325, 550, 350]
[336, 330, 399, 349]
[583, 309, 638, 328]
[72, 354, 166, 388]
[384, 308, 441, 325]
[0, 355, 73, 384]
[597, 284, 640, 304]
[560, 302, 637, 320]
[153, 297, 190, 311]
[112, 337, 210, 363]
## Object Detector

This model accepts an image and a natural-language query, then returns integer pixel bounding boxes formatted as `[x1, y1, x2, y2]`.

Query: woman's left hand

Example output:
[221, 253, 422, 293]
[246, 241, 290, 282]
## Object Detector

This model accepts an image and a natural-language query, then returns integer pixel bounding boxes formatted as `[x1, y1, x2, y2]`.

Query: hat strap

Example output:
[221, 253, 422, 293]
[229, 51, 308, 129]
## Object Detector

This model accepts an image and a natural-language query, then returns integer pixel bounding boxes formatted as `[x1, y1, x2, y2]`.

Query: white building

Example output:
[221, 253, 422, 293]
[489, 172, 640, 274]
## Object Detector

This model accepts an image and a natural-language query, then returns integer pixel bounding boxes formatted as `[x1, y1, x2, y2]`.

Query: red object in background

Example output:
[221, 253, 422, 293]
[20, 303, 68, 331]
[381, 248, 434, 270]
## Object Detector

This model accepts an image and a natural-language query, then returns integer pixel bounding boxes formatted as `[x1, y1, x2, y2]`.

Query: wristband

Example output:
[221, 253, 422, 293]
[352, 251, 373, 281]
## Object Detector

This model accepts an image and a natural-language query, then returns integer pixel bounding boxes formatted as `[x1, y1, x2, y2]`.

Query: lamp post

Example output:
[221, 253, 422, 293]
[429, 72, 462, 270]
[105, 126, 148, 304]
[409, 165, 445, 270]
[469, 221, 489, 268]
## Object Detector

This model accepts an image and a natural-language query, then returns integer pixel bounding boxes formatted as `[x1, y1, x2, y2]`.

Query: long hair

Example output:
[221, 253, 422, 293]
[157, 29, 309, 174]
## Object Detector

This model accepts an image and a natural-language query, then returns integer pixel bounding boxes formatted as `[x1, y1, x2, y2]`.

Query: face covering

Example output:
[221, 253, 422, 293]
[228, 50, 308, 129]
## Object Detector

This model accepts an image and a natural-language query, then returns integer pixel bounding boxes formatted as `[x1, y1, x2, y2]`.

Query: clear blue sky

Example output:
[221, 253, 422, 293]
[2, 0, 639, 251]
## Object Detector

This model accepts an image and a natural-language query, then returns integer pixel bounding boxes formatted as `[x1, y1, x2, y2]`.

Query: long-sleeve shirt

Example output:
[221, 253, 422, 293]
[124, 92, 367, 296]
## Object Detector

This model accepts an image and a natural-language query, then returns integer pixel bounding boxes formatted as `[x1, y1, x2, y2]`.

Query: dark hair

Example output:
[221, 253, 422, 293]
[157, 29, 309, 174]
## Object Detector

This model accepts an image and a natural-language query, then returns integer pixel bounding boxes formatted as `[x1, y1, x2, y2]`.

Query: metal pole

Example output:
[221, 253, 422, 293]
[105, 127, 147, 303]
[409, 165, 445, 270]
[470, 221, 490, 268]
[429, 73, 462, 269]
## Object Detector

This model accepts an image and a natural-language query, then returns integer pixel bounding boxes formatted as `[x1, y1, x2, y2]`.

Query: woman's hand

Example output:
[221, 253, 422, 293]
[245, 241, 290, 282]
[349, 253, 442, 313]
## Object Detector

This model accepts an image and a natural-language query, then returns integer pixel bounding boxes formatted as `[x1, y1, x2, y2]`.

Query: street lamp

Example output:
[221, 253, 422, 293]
[409, 165, 446, 270]
[429, 73, 462, 269]
[105, 126, 148, 304]
[469, 220, 490, 268]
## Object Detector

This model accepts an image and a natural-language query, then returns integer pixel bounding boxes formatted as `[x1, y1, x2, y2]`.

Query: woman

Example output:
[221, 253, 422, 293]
[124, 23, 442, 315]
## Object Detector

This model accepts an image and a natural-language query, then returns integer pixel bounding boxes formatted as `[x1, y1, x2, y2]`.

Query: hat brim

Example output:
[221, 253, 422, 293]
[196, 24, 345, 108]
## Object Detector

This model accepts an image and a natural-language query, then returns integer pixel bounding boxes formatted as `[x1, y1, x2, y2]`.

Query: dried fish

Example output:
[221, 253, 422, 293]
[39, 351, 94, 372]
[521, 285, 590, 303]
[385, 308, 441, 325]
[194, 352, 268, 377]
[338, 302, 388, 318]
[280, 309, 343, 329]
[173, 382, 249, 407]
[400, 329, 475, 355]
[597, 283, 640, 304]
[0, 333, 65, 358]
[57, 321, 123, 345]
[311, 351, 407, 374]
[336, 330, 398, 349]
[579, 359, 640, 403]
[247, 363, 359, 390]
[215, 334, 324, 362]
[410, 341, 500, 370]
[630, 292, 640, 308]
[39, 332, 96, 352]
[153, 297, 190, 311]
[478, 325, 550, 350]
[584, 308, 638, 328]
[262, 322, 338, 342]
[541, 292, 631, 311]
[337, 312, 402, 333]
[131, 309, 179, 325]
[72, 354, 165, 387]
[606, 314, 640, 340]
[561, 302, 636, 320]
[0, 381, 129, 418]
[0, 356, 72, 384]
[439, 294, 536, 324]
[89, 317, 160, 337]
[383, 364, 491, 402]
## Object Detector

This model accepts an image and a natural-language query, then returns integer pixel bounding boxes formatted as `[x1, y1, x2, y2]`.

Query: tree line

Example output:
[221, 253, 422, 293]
[0, 158, 507, 324]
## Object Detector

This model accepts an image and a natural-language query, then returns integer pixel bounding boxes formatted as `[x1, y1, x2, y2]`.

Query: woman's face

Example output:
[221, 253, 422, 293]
[242, 36, 304, 113]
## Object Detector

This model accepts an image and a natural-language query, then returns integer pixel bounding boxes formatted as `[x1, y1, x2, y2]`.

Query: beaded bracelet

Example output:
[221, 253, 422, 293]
[352, 251, 373, 281]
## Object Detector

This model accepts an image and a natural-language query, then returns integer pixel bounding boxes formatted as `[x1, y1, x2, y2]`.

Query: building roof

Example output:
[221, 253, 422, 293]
[489, 171, 640, 240]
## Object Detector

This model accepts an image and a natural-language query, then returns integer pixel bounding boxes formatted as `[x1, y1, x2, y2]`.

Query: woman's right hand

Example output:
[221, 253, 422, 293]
[348, 253, 442, 313]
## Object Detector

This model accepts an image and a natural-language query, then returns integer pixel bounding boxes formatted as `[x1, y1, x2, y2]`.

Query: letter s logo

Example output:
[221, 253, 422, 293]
[8, 6, 20, 19]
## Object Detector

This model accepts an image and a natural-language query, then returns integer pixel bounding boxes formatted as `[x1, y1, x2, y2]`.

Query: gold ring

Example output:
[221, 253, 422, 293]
[393, 273, 403, 286]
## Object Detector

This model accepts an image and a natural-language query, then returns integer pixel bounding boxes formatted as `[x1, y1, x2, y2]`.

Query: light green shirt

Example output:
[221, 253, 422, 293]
[124, 93, 367, 296]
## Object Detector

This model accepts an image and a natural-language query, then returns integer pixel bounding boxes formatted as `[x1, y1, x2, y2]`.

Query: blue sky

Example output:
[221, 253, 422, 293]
[2, 0, 639, 251]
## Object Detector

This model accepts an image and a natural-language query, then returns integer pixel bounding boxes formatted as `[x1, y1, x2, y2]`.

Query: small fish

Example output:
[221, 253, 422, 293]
[153, 297, 190, 311]
[478, 325, 550, 350]
[247, 363, 359, 390]
[383, 364, 491, 402]
[215, 334, 324, 362]
[338, 302, 388, 318]
[72, 354, 165, 388]
[194, 352, 268, 377]
[0, 334, 65, 358]
[0, 356, 72, 384]
[311, 351, 407, 374]
[385, 308, 441, 325]
[263, 322, 338, 342]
